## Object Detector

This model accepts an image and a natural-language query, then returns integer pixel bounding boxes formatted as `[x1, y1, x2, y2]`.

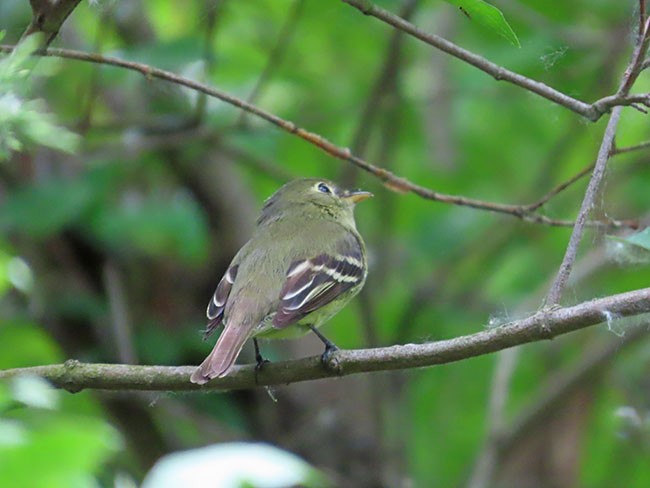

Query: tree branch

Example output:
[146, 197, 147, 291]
[0, 45, 636, 229]
[524, 164, 595, 212]
[341, 0, 650, 121]
[1, 287, 649, 393]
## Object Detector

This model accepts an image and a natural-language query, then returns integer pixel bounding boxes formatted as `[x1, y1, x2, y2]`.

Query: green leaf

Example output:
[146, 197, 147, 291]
[445, 0, 520, 47]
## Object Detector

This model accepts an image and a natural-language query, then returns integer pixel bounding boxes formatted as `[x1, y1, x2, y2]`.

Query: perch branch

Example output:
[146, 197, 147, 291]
[1, 287, 649, 392]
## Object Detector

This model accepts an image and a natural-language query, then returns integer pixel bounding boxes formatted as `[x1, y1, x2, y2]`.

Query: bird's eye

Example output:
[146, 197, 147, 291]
[317, 182, 331, 194]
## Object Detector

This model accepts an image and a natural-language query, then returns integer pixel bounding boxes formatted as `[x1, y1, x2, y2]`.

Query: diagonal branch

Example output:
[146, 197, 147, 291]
[1, 287, 649, 393]
[524, 165, 596, 213]
[0, 45, 636, 230]
[341, 0, 650, 121]
[546, 17, 650, 305]
[545, 109, 621, 303]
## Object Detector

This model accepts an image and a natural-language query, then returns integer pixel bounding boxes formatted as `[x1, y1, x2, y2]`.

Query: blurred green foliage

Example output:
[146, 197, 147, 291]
[0, 369, 120, 488]
[1, 0, 649, 487]
[0, 34, 79, 160]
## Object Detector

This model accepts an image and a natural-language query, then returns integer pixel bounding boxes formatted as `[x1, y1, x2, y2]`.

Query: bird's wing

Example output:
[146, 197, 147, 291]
[203, 264, 238, 340]
[273, 235, 365, 329]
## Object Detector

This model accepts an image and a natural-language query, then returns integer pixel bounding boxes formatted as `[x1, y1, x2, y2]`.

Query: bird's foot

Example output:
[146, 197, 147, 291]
[320, 343, 339, 366]
[320, 343, 343, 375]
[307, 324, 342, 373]
[255, 357, 270, 371]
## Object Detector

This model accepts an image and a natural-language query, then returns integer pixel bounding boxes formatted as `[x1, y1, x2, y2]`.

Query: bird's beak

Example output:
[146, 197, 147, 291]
[342, 189, 373, 204]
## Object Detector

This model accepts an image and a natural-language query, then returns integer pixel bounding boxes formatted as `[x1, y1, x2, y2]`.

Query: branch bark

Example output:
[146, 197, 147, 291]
[2, 287, 649, 393]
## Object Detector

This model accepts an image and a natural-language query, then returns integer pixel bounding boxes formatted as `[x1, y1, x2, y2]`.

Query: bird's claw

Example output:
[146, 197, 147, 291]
[255, 358, 270, 371]
[320, 344, 341, 371]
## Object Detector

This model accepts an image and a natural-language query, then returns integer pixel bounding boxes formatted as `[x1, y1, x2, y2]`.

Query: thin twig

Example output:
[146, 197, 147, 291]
[525, 139, 650, 212]
[341, 0, 650, 121]
[614, 139, 650, 154]
[1, 44, 631, 229]
[524, 165, 595, 212]
[1, 287, 649, 392]
[469, 322, 649, 488]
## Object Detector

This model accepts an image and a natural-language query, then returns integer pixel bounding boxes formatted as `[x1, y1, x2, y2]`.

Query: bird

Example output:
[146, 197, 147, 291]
[190, 178, 372, 384]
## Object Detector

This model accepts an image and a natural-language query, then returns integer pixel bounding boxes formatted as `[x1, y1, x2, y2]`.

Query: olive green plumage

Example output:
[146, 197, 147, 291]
[191, 178, 372, 384]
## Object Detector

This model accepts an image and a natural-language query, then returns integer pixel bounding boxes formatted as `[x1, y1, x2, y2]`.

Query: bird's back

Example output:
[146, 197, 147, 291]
[224, 213, 358, 329]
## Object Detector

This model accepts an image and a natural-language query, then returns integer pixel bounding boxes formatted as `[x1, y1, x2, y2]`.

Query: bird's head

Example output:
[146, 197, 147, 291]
[259, 178, 373, 226]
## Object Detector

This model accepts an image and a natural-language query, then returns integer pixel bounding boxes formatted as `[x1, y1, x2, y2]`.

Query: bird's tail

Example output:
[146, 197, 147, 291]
[190, 320, 255, 385]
